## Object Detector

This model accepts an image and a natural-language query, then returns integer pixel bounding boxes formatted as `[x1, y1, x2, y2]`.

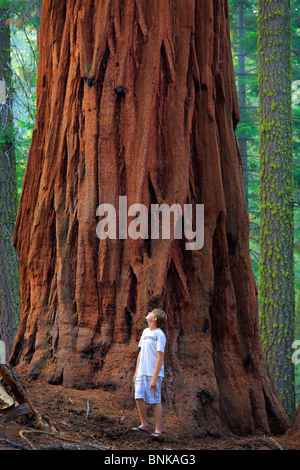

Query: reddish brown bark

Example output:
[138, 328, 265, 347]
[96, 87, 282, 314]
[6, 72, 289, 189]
[11, 0, 289, 436]
[291, 405, 300, 431]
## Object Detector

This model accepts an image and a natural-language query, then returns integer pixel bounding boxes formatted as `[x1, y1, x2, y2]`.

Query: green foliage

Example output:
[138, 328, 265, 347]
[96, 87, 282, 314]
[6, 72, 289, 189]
[11, 24, 38, 197]
[229, 0, 300, 287]
[0, 0, 42, 29]
[229, 0, 300, 409]
[0, 1, 40, 198]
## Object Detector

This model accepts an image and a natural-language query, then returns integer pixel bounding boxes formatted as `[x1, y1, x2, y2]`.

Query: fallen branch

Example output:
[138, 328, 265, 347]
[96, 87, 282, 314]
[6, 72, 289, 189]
[19, 430, 37, 450]
[268, 436, 284, 450]
[0, 438, 31, 451]
[0, 363, 55, 431]
[18, 428, 109, 451]
[0, 364, 36, 414]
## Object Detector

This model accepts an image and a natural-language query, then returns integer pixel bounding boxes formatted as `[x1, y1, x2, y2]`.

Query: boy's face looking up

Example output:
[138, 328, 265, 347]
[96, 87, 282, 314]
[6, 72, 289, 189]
[146, 311, 157, 328]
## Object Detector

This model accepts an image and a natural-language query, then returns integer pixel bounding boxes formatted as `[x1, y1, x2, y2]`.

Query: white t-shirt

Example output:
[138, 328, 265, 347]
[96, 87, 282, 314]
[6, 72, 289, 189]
[137, 328, 166, 377]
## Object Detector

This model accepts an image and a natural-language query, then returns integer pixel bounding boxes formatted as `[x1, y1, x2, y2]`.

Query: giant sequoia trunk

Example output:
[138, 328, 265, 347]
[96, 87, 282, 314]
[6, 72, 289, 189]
[10, 0, 289, 436]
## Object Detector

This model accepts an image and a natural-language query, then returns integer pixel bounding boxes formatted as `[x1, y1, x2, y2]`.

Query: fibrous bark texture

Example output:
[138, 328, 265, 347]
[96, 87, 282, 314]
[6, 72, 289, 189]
[11, 0, 289, 436]
[258, 0, 295, 419]
[0, 13, 20, 357]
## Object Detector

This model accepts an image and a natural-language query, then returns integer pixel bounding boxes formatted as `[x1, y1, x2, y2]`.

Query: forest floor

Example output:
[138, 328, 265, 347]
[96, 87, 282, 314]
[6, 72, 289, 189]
[1, 369, 300, 452]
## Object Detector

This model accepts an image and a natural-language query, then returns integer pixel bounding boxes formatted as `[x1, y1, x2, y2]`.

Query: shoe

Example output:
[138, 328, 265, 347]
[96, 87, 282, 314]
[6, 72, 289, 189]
[151, 431, 164, 441]
[131, 426, 148, 432]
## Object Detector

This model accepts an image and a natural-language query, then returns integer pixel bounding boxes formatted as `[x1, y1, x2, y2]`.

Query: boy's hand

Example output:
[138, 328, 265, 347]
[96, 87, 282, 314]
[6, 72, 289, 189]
[150, 378, 157, 389]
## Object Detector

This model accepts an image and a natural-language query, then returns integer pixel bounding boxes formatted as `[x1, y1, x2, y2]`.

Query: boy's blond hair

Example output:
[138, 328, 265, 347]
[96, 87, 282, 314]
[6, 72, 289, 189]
[153, 308, 167, 329]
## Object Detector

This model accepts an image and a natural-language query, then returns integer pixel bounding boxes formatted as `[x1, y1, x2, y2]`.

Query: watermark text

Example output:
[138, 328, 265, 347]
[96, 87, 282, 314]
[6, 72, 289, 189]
[96, 197, 204, 251]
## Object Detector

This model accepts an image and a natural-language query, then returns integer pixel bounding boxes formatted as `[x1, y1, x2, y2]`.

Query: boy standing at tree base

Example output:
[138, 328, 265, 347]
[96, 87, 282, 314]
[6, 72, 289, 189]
[132, 308, 167, 440]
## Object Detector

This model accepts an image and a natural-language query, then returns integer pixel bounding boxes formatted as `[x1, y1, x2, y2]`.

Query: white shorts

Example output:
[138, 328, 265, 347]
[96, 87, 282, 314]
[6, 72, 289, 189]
[134, 374, 163, 404]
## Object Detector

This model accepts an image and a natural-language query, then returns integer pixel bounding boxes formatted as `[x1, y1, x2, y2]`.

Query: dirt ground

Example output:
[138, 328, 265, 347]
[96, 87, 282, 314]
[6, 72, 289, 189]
[1, 370, 300, 452]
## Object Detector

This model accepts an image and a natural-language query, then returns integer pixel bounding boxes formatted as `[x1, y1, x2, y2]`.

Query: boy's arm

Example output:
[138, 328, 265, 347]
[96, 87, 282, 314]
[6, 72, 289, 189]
[150, 351, 164, 389]
[133, 350, 141, 382]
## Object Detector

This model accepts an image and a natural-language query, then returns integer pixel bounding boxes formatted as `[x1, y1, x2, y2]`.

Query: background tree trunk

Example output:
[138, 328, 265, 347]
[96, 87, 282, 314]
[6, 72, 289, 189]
[236, 4, 248, 209]
[10, 0, 289, 436]
[0, 10, 20, 358]
[258, 0, 295, 419]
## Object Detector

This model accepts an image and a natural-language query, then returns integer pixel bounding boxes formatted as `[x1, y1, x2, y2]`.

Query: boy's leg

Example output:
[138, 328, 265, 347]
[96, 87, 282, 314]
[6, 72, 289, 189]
[134, 375, 148, 431]
[153, 402, 163, 434]
[147, 376, 163, 435]
[135, 398, 149, 431]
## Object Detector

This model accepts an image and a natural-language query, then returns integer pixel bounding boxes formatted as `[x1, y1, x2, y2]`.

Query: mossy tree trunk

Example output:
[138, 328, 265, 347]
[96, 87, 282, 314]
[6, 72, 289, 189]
[10, 0, 290, 436]
[295, 290, 300, 406]
[237, 4, 248, 208]
[258, 0, 295, 418]
[0, 10, 20, 358]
